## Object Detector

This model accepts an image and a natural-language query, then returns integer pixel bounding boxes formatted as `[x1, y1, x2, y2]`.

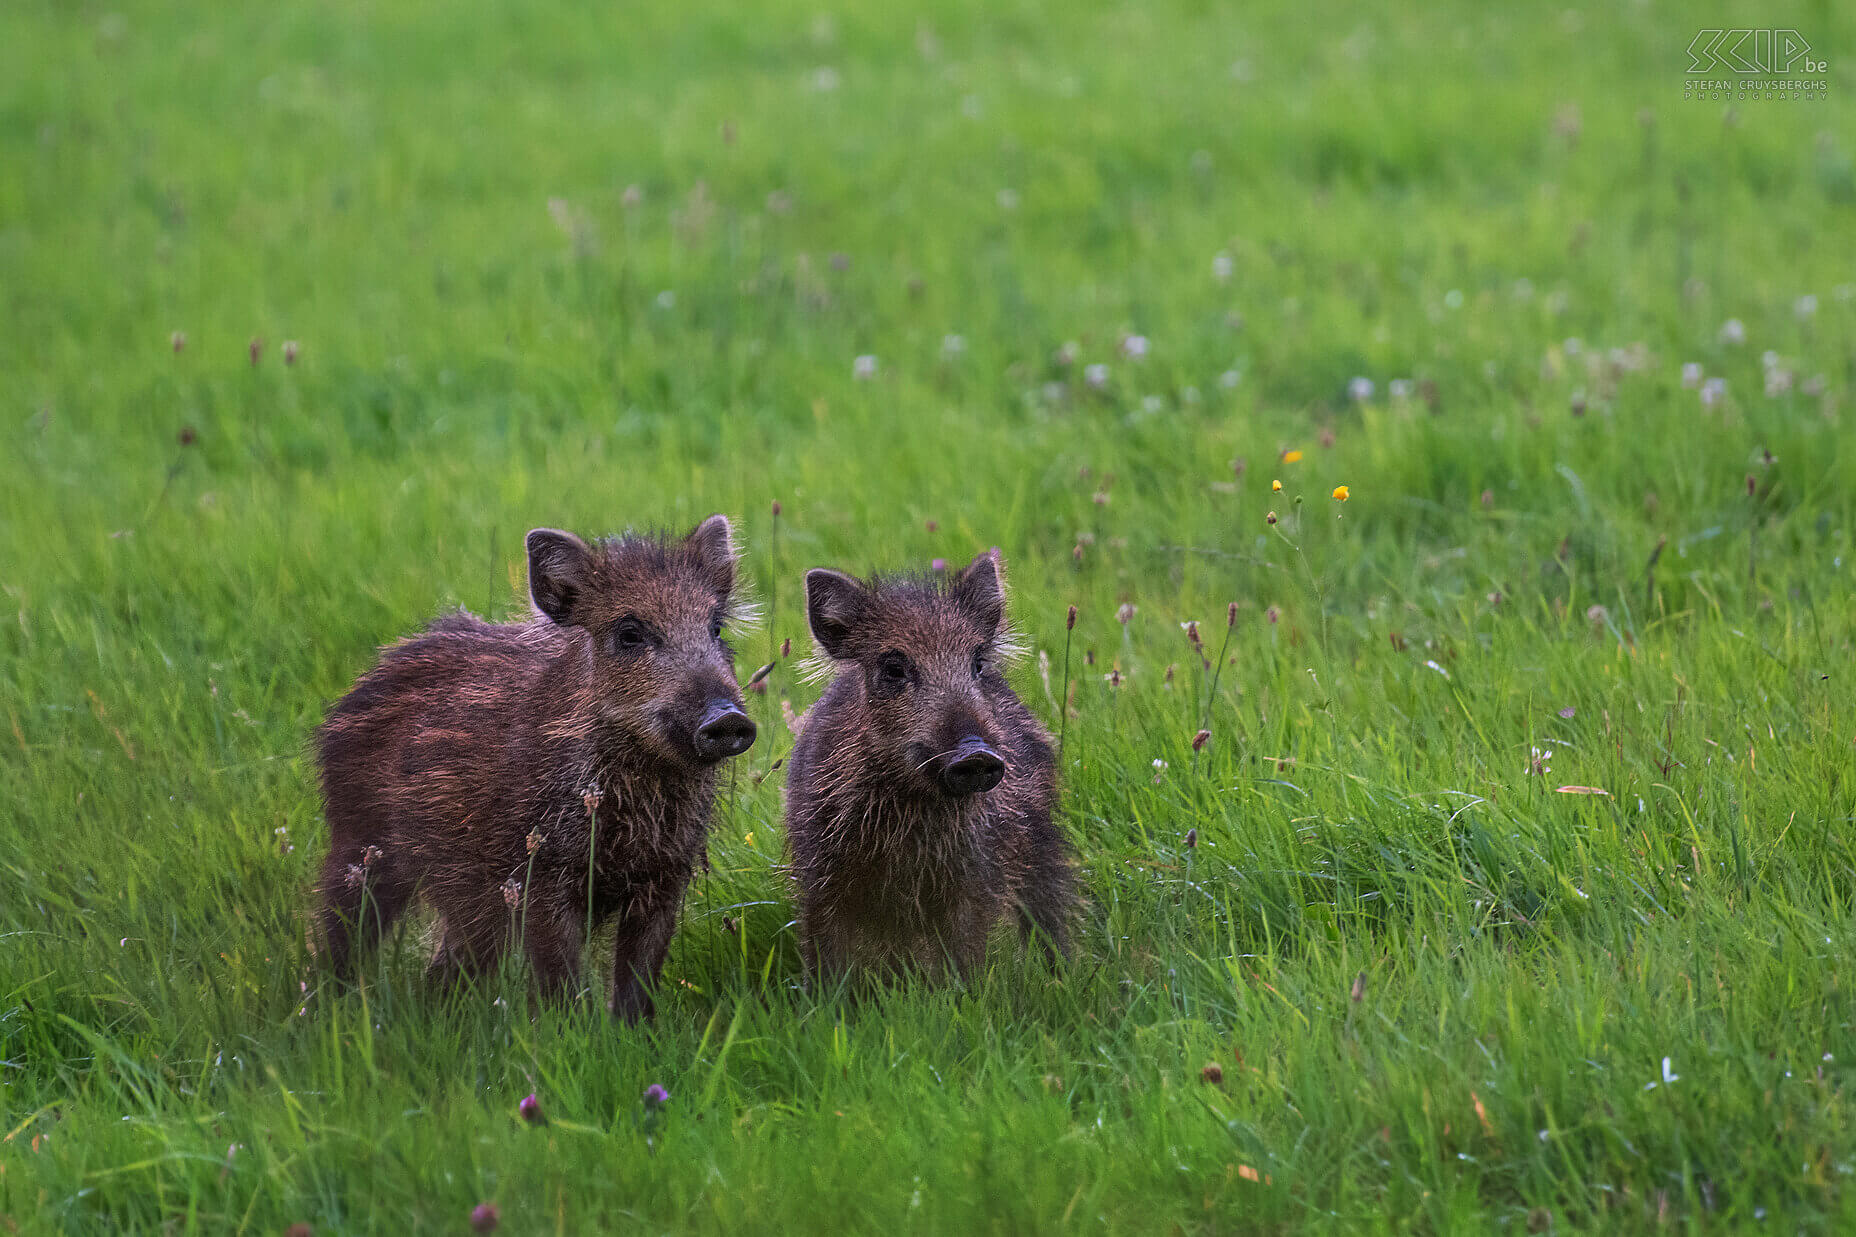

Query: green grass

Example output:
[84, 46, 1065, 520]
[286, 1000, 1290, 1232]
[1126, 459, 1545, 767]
[4, 0, 1855, 1230]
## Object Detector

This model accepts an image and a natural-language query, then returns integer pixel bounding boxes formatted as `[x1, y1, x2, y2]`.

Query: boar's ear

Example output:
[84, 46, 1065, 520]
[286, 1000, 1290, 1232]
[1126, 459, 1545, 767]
[804, 569, 867, 661]
[951, 549, 1006, 637]
[527, 528, 594, 627]
[684, 513, 738, 598]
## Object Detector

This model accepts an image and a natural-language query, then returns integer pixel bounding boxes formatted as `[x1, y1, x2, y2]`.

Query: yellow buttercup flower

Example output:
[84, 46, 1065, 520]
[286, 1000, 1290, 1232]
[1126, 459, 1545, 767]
[1282, 449, 1304, 463]
[1332, 485, 1350, 501]
[1271, 479, 1282, 493]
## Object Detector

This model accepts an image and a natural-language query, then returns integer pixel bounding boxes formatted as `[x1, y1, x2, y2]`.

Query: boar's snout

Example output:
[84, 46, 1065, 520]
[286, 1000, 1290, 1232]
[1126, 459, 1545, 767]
[693, 699, 757, 762]
[941, 736, 1005, 797]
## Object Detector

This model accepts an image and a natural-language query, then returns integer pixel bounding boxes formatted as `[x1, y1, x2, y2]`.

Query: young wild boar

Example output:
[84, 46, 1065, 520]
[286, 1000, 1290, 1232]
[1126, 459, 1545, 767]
[314, 515, 757, 1020]
[784, 549, 1077, 982]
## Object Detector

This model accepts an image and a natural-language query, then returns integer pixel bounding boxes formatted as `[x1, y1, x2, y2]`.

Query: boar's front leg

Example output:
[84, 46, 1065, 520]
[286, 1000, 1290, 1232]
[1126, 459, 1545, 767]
[522, 896, 587, 1001]
[1013, 815, 1078, 964]
[607, 887, 683, 1023]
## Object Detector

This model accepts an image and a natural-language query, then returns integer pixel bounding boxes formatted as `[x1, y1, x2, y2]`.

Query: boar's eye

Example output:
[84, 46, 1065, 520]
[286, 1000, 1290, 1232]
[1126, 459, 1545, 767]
[971, 647, 989, 679]
[709, 610, 725, 641]
[876, 651, 911, 689]
[611, 617, 652, 654]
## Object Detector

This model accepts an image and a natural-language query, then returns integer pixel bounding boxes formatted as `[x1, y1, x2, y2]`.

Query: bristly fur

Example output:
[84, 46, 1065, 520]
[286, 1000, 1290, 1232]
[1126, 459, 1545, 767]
[783, 551, 1078, 983]
[313, 516, 753, 1021]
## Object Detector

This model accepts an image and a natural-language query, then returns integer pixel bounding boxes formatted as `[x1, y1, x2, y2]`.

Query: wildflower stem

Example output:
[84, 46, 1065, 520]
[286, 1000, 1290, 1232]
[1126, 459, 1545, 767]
[1056, 609, 1075, 764]
[1202, 610, 1236, 733]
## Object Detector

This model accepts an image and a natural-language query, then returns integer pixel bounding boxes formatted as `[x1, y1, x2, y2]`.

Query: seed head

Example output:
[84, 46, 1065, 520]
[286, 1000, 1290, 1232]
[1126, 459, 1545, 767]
[248, 338, 262, 366]
[283, 340, 299, 365]
[1192, 730, 1210, 753]
[1265, 510, 1277, 525]
[1116, 602, 1135, 625]
[771, 499, 782, 517]
[780, 637, 791, 659]
[1745, 474, 1756, 498]
[501, 878, 521, 909]
[178, 425, 198, 447]
[526, 829, 544, 856]
[170, 331, 186, 354]
[1200, 1062, 1223, 1084]
[1265, 606, 1280, 624]
[1066, 605, 1077, 630]
[1226, 602, 1238, 627]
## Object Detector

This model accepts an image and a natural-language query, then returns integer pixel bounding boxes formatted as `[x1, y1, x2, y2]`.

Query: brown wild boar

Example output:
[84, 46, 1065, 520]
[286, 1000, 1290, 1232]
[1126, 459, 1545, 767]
[784, 549, 1077, 982]
[314, 515, 756, 1020]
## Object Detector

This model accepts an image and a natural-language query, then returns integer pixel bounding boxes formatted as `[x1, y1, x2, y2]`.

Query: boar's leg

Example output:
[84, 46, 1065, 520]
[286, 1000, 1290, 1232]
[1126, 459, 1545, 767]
[521, 899, 587, 1001]
[606, 893, 681, 1023]
[424, 897, 509, 992]
[317, 848, 414, 981]
[798, 908, 853, 986]
[1013, 818, 1077, 964]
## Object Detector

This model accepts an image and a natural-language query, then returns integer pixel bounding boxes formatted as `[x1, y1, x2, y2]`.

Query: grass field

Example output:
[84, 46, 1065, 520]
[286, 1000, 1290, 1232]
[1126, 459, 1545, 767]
[4, 0, 1855, 1230]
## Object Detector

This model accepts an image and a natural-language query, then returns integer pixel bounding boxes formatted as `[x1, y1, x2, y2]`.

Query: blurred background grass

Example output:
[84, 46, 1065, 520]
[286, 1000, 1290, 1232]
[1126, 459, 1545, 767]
[3, 0, 1854, 1231]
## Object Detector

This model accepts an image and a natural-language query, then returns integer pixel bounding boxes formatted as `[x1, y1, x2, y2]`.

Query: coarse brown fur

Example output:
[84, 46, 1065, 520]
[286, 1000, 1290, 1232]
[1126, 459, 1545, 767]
[783, 550, 1077, 983]
[314, 515, 756, 1020]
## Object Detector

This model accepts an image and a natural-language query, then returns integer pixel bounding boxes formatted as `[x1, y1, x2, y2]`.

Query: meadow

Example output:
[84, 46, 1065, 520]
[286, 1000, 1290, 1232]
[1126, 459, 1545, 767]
[3, 0, 1854, 1230]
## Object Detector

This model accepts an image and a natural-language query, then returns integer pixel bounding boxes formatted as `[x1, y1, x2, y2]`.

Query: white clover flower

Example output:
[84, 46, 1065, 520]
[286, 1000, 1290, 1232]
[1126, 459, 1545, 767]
[1680, 362, 1703, 389]
[654, 290, 676, 310]
[1719, 318, 1746, 345]
[1795, 293, 1818, 319]
[1121, 334, 1149, 360]
[1218, 369, 1241, 389]
[941, 333, 966, 356]
[1700, 377, 1727, 408]
[1347, 376, 1374, 402]
[1211, 252, 1233, 281]
[852, 354, 877, 380]
[1083, 363, 1109, 389]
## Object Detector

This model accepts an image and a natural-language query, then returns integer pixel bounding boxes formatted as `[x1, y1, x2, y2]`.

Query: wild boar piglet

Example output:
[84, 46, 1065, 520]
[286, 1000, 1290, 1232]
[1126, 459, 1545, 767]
[315, 515, 755, 1020]
[784, 549, 1077, 983]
